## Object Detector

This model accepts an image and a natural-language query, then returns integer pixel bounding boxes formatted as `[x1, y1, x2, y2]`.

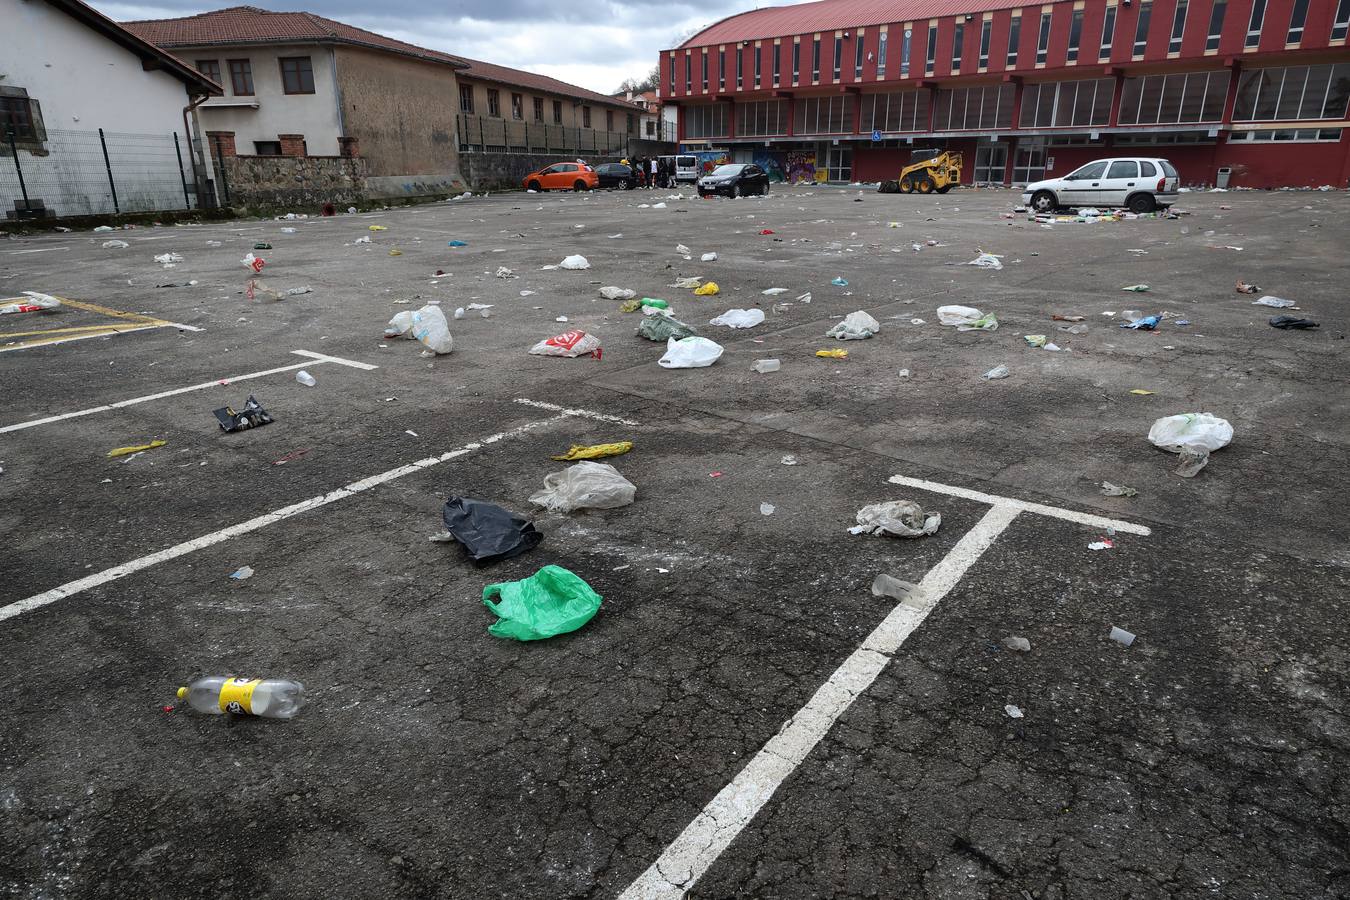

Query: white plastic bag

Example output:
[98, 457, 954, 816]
[599, 286, 635, 300]
[937, 305, 998, 331]
[708, 308, 765, 329]
[826, 310, 880, 340]
[701, 251, 718, 262]
[384, 309, 415, 338]
[101, 240, 129, 249]
[964, 252, 1003, 270]
[529, 329, 602, 358]
[850, 500, 941, 538]
[659, 336, 723, 368]
[559, 254, 590, 270]
[0, 292, 62, 315]
[1148, 413, 1233, 452]
[410, 304, 453, 354]
[529, 461, 636, 512]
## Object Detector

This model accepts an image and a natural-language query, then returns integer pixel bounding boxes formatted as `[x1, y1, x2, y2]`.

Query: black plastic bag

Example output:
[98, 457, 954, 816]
[441, 497, 542, 566]
[213, 395, 274, 432]
[1268, 315, 1319, 330]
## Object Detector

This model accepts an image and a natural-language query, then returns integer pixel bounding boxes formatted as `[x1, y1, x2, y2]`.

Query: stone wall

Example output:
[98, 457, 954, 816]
[221, 155, 368, 209]
[461, 153, 622, 192]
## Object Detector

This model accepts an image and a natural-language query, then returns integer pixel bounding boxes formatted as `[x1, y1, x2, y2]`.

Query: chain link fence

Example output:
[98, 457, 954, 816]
[1, 126, 199, 220]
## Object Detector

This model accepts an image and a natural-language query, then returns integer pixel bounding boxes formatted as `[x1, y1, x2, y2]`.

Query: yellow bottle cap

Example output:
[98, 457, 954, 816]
[176, 687, 187, 699]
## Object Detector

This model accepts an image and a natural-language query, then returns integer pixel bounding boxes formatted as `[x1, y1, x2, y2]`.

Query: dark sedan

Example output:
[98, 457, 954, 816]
[697, 163, 770, 198]
[594, 163, 640, 190]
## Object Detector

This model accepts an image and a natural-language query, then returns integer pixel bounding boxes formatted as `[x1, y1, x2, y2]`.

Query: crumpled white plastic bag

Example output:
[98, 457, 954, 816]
[599, 286, 635, 300]
[559, 254, 590, 270]
[410, 304, 453, 354]
[659, 336, 723, 368]
[1148, 413, 1233, 452]
[708, 308, 765, 329]
[964, 252, 1003, 270]
[826, 310, 880, 340]
[850, 500, 941, 537]
[937, 305, 999, 331]
[529, 461, 637, 512]
[384, 309, 415, 338]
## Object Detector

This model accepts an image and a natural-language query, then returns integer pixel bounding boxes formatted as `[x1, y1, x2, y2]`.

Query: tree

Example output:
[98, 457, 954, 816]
[615, 66, 660, 95]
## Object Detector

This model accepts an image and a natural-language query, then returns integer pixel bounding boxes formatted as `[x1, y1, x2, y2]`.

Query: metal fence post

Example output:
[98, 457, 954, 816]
[98, 127, 120, 214]
[213, 134, 230, 204]
[6, 128, 30, 211]
[478, 117, 484, 148]
[173, 131, 191, 210]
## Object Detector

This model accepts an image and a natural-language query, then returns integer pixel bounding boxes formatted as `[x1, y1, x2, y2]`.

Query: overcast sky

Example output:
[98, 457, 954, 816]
[93, 0, 794, 94]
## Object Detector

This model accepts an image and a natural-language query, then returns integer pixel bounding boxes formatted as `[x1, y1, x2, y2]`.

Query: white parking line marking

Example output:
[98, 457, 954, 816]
[6, 247, 69, 254]
[513, 397, 641, 426]
[0, 351, 377, 434]
[0, 324, 164, 354]
[887, 474, 1152, 536]
[289, 349, 380, 370]
[0, 402, 631, 624]
[621, 504, 1024, 899]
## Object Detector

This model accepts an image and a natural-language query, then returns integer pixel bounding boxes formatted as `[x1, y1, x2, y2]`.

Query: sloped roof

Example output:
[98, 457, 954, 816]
[454, 56, 641, 110]
[682, 0, 1033, 47]
[123, 5, 466, 68]
[43, 0, 221, 95]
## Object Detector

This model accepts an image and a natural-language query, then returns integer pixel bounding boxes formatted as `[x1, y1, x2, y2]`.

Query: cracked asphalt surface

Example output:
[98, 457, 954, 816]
[2, 184, 1348, 900]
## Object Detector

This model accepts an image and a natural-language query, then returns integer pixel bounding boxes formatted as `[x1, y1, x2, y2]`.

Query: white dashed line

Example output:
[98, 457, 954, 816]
[513, 397, 642, 426]
[887, 474, 1152, 535]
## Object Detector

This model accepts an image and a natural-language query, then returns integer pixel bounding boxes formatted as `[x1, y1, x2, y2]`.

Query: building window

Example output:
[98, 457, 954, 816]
[793, 94, 854, 133]
[1036, 11, 1051, 64]
[1007, 16, 1020, 66]
[685, 102, 730, 138]
[1067, 9, 1083, 61]
[684, 55, 691, 93]
[859, 89, 930, 132]
[737, 47, 744, 88]
[702, 52, 709, 91]
[833, 35, 842, 80]
[773, 43, 781, 85]
[792, 41, 800, 83]
[1207, 0, 1227, 51]
[755, 45, 763, 87]
[646, 120, 655, 136]
[1233, 63, 1350, 121]
[1100, 6, 1116, 59]
[459, 84, 474, 113]
[553, 100, 563, 123]
[227, 59, 253, 96]
[533, 97, 544, 121]
[582, 106, 592, 127]
[1169, 0, 1188, 53]
[602, 109, 610, 130]
[1287, 0, 1309, 44]
[1120, 70, 1232, 123]
[254, 140, 281, 155]
[0, 95, 37, 139]
[196, 59, 221, 86]
[511, 93, 523, 119]
[878, 29, 889, 74]
[812, 37, 821, 81]
[279, 56, 314, 94]
[1019, 77, 1115, 126]
[952, 23, 964, 71]
[669, 55, 675, 94]
[926, 24, 937, 73]
[627, 112, 636, 133]
[1246, 0, 1266, 48]
[719, 49, 726, 89]
[933, 83, 1015, 130]
[1334, 0, 1350, 41]
[854, 33, 865, 78]
[902, 27, 912, 76]
[487, 89, 500, 117]
[979, 19, 991, 67]
[1133, 0, 1152, 55]
[737, 99, 789, 136]
[1229, 127, 1342, 142]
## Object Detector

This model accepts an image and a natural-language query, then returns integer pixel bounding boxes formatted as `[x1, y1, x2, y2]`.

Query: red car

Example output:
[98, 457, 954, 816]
[523, 162, 598, 192]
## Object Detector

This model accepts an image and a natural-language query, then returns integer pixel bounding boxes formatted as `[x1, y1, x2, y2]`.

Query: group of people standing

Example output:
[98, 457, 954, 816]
[621, 156, 675, 189]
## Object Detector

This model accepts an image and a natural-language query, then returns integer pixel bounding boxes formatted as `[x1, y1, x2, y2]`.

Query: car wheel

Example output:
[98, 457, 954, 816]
[916, 176, 935, 194]
[1030, 189, 1057, 213]
[527, 180, 542, 192]
[762, 181, 770, 195]
[1127, 192, 1156, 214]
[574, 180, 588, 192]
[898, 177, 914, 194]
[728, 184, 739, 199]
[618, 180, 630, 190]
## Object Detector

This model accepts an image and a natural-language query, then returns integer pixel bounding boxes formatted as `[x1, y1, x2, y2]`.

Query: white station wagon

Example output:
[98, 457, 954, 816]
[1021, 157, 1181, 214]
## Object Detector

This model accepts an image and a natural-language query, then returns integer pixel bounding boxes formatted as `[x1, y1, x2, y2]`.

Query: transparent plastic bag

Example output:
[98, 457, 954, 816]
[529, 461, 636, 512]
[411, 304, 454, 354]
[826, 311, 880, 340]
[659, 336, 723, 368]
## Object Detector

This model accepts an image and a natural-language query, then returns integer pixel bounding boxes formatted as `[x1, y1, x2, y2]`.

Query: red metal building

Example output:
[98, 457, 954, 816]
[659, 0, 1350, 187]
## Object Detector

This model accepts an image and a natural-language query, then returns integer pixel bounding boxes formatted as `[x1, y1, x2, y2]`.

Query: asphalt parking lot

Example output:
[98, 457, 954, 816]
[2, 183, 1348, 900]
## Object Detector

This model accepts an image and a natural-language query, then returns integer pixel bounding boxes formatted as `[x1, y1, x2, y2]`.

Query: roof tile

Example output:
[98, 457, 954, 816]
[682, 0, 1038, 47]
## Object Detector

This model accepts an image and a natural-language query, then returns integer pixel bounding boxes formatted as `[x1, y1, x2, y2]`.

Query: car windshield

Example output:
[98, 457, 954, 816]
[711, 165, 743, 176]
[1159, 160, 1178, 177]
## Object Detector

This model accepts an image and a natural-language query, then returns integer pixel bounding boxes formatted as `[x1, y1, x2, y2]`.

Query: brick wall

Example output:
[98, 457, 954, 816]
[220, 155, 368, 209]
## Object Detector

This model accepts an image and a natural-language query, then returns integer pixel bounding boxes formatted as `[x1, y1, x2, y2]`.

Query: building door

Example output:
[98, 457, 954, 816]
[1011, 138, 1047, 185]
[973, 142, 1008, 184]
[825, 145, 852, 182]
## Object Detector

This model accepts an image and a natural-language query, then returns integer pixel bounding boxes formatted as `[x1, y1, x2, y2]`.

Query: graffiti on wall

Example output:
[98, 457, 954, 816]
[694, 150, 731, 174]
[752, 152, 787, 183]
[786, 151, 820, 184]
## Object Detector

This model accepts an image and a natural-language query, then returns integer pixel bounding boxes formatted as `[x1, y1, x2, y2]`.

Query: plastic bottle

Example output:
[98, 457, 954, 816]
[752, 358, 780, 373]
[177, 676, 305, 718]
[295, 370, 316, 386]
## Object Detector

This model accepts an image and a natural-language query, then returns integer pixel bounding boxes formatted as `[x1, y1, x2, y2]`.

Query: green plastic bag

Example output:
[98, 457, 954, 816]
[637, 315, 696, 342]
[482, 565, 602, 641]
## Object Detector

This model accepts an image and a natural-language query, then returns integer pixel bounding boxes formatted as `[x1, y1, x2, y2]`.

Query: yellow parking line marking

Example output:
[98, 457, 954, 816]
[0, 295, 197, 353]
[54, 297, 174, 327]
[0, 323, 152, 340]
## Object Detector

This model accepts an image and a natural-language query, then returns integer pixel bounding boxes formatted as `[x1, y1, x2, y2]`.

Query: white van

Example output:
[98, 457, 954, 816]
[659, 155, 700, 184]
